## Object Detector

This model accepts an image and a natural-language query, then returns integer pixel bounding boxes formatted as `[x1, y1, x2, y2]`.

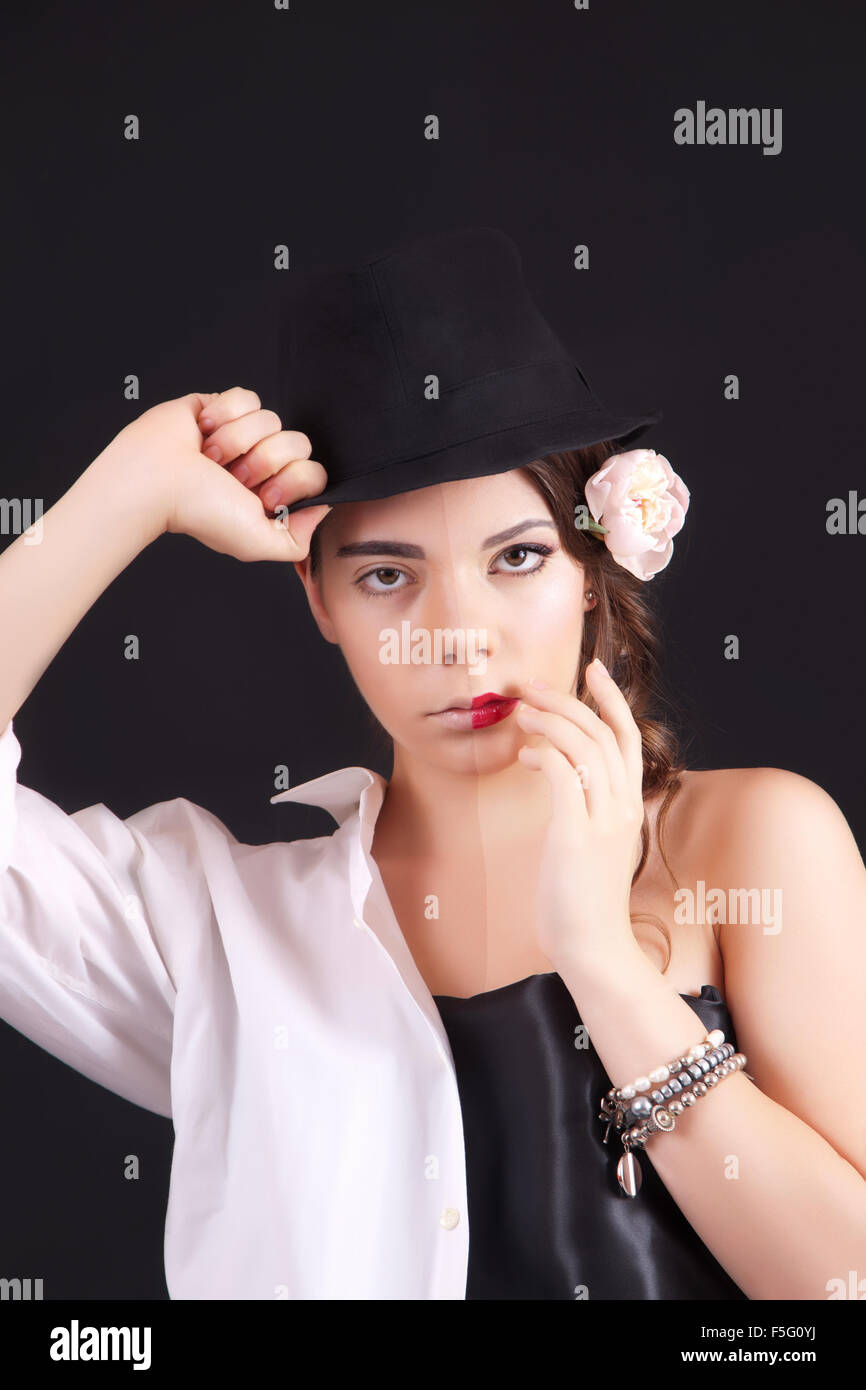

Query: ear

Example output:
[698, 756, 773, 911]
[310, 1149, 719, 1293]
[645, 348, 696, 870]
[292, 557, 339, 645]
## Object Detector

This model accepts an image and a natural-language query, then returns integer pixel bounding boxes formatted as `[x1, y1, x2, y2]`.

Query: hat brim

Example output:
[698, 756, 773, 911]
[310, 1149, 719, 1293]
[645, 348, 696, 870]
[285, 405, 662, 513]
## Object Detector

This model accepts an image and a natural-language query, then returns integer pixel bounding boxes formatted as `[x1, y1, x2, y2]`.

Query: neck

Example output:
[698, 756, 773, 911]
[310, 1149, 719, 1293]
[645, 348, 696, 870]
[371, 740, 555, 864]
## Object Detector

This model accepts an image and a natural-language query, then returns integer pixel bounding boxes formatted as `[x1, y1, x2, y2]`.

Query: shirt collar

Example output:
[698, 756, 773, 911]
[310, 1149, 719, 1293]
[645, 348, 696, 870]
[269, 766, 388, 828]
[269, 763, 455, 1063]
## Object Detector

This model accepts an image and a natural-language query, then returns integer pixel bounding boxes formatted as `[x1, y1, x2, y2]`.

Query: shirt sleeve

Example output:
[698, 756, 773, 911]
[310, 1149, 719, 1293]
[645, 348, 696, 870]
[0, 717, 212, 1118]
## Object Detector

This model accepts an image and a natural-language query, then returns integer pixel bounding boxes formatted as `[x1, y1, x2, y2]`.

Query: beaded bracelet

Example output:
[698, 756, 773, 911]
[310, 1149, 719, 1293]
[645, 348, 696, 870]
[600, 1045, 747, 1196]
[613, 1026, 727, 1103]
[597, 1030, 751, 1197]
[598, 1028, 729, 1146]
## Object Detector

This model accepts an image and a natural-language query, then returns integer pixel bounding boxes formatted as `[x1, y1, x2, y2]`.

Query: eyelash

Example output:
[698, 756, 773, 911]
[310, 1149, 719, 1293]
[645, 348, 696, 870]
[353, 543, 555, 599]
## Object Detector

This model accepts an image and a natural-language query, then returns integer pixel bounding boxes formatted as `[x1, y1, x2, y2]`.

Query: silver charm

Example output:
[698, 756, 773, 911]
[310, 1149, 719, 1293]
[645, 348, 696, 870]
[651, 1104, 676, 1132]
[597, 1097, 618, 1144]
[616, 1149, 642, 1197]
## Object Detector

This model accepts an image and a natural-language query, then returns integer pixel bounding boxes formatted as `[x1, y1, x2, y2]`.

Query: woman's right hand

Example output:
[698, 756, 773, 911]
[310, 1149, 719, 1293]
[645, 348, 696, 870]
[102, 387, 331, 562]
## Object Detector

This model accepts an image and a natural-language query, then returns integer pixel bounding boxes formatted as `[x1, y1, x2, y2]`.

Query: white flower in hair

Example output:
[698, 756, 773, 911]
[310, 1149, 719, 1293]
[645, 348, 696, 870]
[579, 448, 690, 581]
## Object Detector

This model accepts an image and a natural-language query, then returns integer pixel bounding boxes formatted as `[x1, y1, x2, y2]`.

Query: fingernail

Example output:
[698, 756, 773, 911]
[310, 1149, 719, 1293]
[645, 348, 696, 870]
[232, 463, 250, 484]
[261, 483, 281, 507]
[204, 445, 222, 463]
[200, 416, 215, 431]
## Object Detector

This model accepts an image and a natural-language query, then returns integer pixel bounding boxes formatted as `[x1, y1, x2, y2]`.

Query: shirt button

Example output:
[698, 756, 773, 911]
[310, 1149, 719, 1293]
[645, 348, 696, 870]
[439, 1207, 460, 1230]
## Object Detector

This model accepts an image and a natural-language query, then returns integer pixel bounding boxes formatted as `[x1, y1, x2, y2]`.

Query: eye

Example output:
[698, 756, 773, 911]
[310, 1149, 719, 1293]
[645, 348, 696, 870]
[354, 566, 414, 598]
[352, 542, 555, 599]
[490, 542, 554, 576]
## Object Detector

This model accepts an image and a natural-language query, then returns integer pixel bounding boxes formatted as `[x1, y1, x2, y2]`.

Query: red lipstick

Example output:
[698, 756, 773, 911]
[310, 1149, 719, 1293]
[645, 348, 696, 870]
[470, 696, 519, 729]
[470, 692, 506, 708]
[432, 691, 520, 731]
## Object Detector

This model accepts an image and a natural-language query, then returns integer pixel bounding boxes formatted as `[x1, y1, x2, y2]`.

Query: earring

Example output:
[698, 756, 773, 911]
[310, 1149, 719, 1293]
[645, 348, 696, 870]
[585, 589, 595, 601]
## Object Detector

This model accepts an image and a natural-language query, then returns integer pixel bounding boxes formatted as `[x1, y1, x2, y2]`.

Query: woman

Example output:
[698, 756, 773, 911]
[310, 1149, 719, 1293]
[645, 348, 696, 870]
[2, 232, 865, 1301]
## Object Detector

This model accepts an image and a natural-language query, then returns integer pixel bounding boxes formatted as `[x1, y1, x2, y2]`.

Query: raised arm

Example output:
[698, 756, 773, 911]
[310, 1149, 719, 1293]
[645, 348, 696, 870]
[0, 387, 332, 1112]
[0, 387, 331, 732]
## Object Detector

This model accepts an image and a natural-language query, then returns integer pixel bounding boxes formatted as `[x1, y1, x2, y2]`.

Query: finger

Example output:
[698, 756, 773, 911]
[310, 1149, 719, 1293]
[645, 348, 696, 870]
[254, 456, 330, 515]
[519, 682, 625, 805]
[518, 742, 589, 829]
[197, 401, 220, 434]
[223, 478, 326, 564]
[583, 660, 644, 795]
[241, 502, 332, 564]
[274, 503, 332, 556]
[516, 705, 612, 816]
[201, 409, 286, 466]
[184, 392, 219, 418]
[520, 676, 637, 804]
[227, 429, 317, 491]
[197, 386, 263, 435]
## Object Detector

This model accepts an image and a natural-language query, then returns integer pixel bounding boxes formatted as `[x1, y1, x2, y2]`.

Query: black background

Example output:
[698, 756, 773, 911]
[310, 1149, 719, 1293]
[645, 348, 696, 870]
[1, 0, 863, 1298]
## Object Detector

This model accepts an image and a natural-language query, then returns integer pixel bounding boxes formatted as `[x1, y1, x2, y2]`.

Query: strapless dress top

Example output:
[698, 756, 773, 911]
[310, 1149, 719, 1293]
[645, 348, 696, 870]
[433, 970, 747, 1300]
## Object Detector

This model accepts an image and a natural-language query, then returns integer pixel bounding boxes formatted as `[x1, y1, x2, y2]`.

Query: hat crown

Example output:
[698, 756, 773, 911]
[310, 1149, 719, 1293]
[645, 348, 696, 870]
[281, 226, 590, 431]
[279, 225, 661, 513]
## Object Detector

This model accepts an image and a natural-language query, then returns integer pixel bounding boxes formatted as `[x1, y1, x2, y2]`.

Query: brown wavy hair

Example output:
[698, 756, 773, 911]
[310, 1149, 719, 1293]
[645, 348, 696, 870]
[308, 439, 687, 971]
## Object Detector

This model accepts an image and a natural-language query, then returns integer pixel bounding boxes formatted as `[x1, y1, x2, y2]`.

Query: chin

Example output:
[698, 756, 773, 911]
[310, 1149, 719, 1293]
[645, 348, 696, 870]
[425, 729, 523, 776]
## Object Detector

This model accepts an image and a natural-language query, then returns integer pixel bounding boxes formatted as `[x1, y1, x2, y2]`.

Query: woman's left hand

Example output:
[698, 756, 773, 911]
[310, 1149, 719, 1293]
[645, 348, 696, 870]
[515, 659, 646, 970]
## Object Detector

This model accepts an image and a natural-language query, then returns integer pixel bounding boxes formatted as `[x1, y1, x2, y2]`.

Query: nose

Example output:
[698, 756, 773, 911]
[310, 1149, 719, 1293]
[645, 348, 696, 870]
[414, 569, 492, 668]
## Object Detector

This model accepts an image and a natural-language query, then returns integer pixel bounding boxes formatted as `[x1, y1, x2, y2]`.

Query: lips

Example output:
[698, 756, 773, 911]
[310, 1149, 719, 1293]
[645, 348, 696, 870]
[430, 692, 520, 731]
[471, 692, 508, 710]
[437, 691, 511, 713]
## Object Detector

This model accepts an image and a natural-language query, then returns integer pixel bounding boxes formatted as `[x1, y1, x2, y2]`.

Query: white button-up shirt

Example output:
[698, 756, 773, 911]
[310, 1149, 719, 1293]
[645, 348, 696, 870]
[0, 719, 470, 1299]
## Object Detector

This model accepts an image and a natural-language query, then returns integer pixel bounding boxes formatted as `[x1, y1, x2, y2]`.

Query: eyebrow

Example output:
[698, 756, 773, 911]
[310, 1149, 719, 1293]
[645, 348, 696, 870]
[333, 518, 557, 560]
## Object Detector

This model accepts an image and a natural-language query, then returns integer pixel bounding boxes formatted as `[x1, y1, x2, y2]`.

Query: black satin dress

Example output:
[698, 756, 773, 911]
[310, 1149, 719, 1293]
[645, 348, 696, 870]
[433, 971, 747, 1300]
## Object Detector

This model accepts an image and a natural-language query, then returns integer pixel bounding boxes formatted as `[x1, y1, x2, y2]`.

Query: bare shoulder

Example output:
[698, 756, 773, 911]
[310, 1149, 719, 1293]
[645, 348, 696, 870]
[637, 761, 852, 914]
[644, 763, 864, 933]
[634, 763, 863, 996]
[660, 764, 855, 876]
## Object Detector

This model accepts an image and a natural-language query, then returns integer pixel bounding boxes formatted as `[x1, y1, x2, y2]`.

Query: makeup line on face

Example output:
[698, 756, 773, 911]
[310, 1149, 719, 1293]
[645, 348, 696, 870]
[331, 514, 563, 733]
[299, 470, 592, 775]
[431, 692, 521, 731]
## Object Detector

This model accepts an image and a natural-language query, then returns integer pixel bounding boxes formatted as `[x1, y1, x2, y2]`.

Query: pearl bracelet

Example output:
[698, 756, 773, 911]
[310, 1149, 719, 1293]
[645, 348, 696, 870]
[597, 1029, 751, 1197]
[612, 1026, 728, 1105]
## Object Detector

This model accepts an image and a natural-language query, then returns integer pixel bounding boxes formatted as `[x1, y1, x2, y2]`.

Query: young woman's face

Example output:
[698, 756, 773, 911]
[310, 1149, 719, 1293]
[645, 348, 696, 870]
[294, 469, 594, 775]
